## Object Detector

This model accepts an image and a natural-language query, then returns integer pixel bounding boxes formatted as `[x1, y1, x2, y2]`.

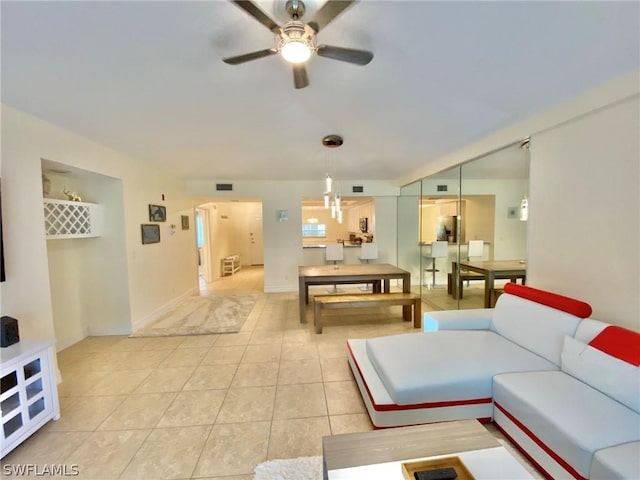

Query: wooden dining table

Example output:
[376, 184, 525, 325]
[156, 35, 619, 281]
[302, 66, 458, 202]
[298, 263, 412, 323]
[451, 260, 527, 308]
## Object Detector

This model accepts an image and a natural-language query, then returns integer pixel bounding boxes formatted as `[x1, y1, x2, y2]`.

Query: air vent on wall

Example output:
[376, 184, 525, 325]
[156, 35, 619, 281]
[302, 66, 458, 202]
[437, 185, 448, 192]
[352, 185, 364, 193]
[216, 183, 233, 191]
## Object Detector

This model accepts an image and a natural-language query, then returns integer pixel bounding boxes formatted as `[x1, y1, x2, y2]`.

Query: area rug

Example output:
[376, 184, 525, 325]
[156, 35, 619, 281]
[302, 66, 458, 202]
[253, 456, 323, 480]
[130, 294, 258, 337]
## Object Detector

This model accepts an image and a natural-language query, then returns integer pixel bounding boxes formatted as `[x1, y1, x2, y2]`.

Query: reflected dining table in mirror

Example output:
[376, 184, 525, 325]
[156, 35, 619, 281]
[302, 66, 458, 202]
[298, 263, 411, 323]
[451, 260, 527, 308]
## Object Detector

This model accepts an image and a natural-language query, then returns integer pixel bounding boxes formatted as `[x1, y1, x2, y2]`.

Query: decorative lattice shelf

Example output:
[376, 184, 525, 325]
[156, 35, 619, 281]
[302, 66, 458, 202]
[44, 199, 102, 239]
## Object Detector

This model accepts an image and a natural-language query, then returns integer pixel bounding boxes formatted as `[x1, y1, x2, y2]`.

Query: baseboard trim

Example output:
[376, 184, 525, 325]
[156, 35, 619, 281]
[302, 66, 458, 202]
[131, 287, 200, 332]
[264, 284, 296, 293]
[55, 330, 89, 352]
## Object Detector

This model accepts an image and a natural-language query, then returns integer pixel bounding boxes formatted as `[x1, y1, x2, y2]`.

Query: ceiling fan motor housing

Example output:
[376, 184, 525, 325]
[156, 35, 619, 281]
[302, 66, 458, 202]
[285, 0, 306, 19]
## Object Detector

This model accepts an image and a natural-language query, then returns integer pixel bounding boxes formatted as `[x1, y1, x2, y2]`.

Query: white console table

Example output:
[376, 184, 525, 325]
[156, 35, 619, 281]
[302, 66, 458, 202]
[1, 339, 60, 458]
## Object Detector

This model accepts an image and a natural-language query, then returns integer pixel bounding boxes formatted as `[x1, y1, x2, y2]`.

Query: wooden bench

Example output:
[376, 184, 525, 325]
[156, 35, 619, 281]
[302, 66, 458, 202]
[313, 293, 421, 334]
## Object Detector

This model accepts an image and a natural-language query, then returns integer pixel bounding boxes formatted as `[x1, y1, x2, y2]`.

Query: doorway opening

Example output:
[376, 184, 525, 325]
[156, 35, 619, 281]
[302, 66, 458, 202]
[195, 200, 264, 290]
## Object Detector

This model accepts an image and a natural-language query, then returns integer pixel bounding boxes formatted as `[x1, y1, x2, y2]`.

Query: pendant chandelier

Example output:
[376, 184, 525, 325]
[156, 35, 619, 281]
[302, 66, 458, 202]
[322, 134, 344, 223]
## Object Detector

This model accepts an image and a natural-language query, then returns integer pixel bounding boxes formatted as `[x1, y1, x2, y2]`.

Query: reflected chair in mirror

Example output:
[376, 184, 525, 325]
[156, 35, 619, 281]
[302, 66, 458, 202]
[462, 240, 484, 287]
[358, 243, 378, 291]
[424, 241, 448, 289]
[325, 243, 344, 293]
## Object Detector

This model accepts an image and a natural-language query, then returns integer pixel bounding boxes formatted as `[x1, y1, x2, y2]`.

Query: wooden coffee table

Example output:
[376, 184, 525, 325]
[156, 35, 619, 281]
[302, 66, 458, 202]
[322, 419, 534, 479]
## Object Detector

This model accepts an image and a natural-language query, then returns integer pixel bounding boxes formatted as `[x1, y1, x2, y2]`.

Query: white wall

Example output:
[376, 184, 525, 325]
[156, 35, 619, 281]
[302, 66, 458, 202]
[528, 95, 639, 329]
[1, 105, 199, 344]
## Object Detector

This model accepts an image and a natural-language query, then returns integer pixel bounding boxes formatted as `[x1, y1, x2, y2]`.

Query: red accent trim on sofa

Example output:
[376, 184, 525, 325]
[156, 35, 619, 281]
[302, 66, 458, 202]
[588, 326, 640, 366]
[346, 341, 492, 412]
[493, 422, 554, 480]
[494, 402, 587, 480]
[372, 417, 493, 430]
[503, 283, 592, 318]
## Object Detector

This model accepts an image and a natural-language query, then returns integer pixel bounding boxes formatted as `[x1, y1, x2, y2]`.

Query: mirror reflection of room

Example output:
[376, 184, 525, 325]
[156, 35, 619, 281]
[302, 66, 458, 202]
[418, 141, 529, 312]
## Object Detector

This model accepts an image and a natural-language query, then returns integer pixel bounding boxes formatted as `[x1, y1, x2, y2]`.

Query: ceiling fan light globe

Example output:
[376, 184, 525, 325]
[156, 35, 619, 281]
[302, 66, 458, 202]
[281, 41, 312, 63]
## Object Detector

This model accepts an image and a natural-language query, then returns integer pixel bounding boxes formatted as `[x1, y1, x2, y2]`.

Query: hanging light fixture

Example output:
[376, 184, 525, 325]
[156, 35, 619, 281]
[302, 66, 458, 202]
[321, 135, 344, 222]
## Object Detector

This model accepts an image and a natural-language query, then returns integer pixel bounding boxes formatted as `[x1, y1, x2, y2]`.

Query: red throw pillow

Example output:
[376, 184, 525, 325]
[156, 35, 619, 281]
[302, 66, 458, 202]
[589, 326, 640, 366]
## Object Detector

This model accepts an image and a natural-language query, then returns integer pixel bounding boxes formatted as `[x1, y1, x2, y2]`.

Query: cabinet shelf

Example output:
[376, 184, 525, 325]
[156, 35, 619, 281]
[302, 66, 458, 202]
[44, 199, 102, 239]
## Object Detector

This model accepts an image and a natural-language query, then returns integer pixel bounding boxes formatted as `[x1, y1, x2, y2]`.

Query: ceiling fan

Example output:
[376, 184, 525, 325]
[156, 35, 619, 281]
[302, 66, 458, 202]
[223, 0, 373, 89]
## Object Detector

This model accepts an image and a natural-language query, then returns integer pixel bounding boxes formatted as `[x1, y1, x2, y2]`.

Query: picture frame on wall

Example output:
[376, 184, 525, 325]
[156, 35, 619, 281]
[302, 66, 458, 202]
[181, 215, 189, 230]
[149, 204, 166, 222]
[141, 224, 160, 244]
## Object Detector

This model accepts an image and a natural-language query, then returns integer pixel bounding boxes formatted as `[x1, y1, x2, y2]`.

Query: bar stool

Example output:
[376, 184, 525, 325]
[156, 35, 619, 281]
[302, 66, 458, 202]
[462, 240, 484, 287]
[325, 243, 344, 293]
[424, 241, 448, 288]
[359, 243, 378, 291]
[359, 243, 378, 264]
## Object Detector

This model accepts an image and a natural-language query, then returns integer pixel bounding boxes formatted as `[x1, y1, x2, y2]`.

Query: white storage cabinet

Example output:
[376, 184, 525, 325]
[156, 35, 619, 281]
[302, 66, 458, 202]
[1, 339, 60, 458]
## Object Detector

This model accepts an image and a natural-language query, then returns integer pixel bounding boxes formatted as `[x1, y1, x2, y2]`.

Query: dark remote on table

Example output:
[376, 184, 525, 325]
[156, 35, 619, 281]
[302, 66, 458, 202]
[414, 467, 458, 480]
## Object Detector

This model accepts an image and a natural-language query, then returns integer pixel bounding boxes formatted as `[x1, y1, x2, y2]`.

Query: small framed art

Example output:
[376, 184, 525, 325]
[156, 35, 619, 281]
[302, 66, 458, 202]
[149, 204, 166, 222]
[141, 224, 160, 244]
[181, 215, 189, 230]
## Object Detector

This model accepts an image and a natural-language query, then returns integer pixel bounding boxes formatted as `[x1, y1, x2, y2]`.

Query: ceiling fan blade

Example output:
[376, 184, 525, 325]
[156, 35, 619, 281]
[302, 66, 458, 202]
[293, 64, 309, 89]
[307, 0, 356, 33]
[223, 48, 277, 65]
[316, 45, 373, 65]
[231, 0, 282, 34]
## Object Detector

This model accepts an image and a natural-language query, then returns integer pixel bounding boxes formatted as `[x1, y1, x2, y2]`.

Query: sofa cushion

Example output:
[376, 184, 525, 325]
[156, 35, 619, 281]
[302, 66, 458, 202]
[561, 335, 640, 413]
[590, 442, 640, 480]
[493, 371, 640, 479]
[365, 330, 557, 405]
[490, 293, 582, 366]
[573, 318, 609, 343]
[503, 283, 593, 318]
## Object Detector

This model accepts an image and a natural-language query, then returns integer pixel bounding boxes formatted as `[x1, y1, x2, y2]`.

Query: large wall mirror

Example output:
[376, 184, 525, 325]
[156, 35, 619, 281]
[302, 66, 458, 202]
[400, 140, 529, 311]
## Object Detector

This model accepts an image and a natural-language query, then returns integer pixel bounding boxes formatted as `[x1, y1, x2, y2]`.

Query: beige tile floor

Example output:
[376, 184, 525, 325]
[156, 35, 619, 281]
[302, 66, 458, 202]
[1, 266, 541, 479]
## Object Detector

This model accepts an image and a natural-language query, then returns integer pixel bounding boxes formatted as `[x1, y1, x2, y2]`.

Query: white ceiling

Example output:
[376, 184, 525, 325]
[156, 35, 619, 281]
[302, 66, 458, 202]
[2, 1, 638, 183]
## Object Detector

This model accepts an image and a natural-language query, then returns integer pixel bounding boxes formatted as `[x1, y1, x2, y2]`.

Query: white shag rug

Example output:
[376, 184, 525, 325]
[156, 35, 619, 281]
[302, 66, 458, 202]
[253, 456, 323, 480]
[131, 294, 258, 337]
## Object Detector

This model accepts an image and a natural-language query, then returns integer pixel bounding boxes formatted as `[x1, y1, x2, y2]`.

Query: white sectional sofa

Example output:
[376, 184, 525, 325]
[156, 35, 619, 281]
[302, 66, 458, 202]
[346, 283, 640, 479]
